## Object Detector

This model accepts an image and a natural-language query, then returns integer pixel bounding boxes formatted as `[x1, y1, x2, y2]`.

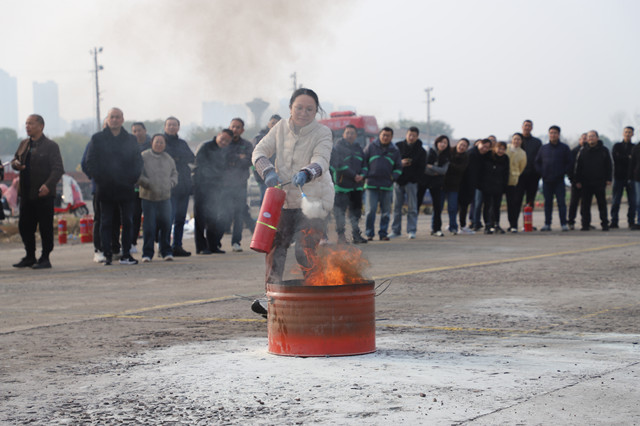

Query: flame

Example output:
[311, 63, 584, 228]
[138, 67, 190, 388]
[302, 244, 370, 286]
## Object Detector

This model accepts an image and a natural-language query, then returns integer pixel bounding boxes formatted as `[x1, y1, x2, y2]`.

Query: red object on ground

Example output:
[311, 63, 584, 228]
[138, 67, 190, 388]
[80, 216, 93, 243]
[267, 280, 376, 357]
[58, 218, 67, 244]
[523, 204, 533, 232]
[250, 186, 286, 253]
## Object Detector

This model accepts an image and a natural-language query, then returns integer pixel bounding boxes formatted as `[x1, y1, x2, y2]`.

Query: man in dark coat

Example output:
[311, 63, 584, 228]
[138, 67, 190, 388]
[193, 129, 234, 254]
[575, 130, 612, 231]
[11, 114, 64, 269]
[534, 125, 572, 231]
[516, 119, 542, 220]
[164, 116, 195, 257]
[330, 124, 367, 244]
[567, 133, 587, 229]
[610, 126, 636, 228]
[85, 108, 143, 265]
[390, 127, 426, 239]
[226, 118, 254, 252]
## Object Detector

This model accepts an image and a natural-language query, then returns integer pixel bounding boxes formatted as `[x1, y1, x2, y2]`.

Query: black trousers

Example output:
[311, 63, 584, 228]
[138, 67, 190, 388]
[482, 191, 502, 228]
[333, 191, 363, 237]
[458, 187, 473, 228]
[100, 198, 134, 258]
[568, 183, 582, 225]
[132, 194, 142, 246]
[92, 196, 120, 253]
[580, 183, 608, 229]
[194, 188, 231, 252]
[265, 209, 324, 285]
[19, 196, 55, 259]
[505, 185, 520, 229]
[515, 172, 540, 210]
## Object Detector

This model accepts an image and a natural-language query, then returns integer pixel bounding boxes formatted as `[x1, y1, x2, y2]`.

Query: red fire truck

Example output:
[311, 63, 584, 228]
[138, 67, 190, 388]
[319, 111, 379, 148]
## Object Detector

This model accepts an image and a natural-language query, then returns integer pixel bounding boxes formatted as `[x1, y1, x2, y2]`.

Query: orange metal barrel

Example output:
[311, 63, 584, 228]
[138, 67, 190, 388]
[267, 280, 376, 357]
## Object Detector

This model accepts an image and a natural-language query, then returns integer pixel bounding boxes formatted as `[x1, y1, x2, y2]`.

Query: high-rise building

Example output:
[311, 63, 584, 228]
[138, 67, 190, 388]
[0, 69, 19, 132]
[33, 80, 62, 136]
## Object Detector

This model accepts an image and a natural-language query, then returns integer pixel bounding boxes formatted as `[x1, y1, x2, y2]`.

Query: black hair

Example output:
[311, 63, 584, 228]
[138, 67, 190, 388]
[625, 126, 635, 132]
[151, 133, 166, 143]
[221, 128, 234, 138]
[165, 116, 180, 126]
[289, 88, 325, 116]
[408, 126, 420, 135]
[231, 117, 245, 127]
[480, 138, 492, 146]
[132, 122, 146, 130]
[512, 132, 524, 139]
[380, 127, 394, 136]
[589, 130, 599, 138]
[496, 141, 507, 149]
[457, 138, 469, 146]
[344, 124, 357, 131]
[434, 134, 450, 147]
[523, 119, 533, 125]
[270, 114, 282, 121]
[549, 125, 561, 133]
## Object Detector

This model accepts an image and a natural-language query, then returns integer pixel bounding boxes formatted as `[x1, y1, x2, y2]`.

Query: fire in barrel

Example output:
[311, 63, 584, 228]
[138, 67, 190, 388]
[267, 244, 375, 357]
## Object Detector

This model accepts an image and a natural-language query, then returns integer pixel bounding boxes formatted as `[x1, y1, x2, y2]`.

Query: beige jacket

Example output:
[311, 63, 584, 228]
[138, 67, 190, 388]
[507, 146, 527, 186]
[138, 149, 178, 201]
[252, 118, 334, 215]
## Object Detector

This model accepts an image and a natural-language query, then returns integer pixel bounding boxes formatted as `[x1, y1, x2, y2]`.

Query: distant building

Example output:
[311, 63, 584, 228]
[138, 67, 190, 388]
[0, 69, 19, 132]
[202, 101, 248, 128]
[33, 80, 62, 137]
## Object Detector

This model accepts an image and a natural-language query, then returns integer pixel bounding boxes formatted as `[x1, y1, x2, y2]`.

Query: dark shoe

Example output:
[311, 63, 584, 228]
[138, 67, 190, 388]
[172, 246, 191, 257]
[337, 234, 347, 244]
[212, 248, 226, 254]
[568, 224, 575, 230]
[119, 255, 139, 265]
[104, 256, 113, 265]
[484, 228, 494, 234]
[631, 224, 640, 230]
[352, 234, 368, 244]
[602, 225, 609, 232]
[495, 226, 506, 234]
[13, 257, 37, 268]
[197, 249, 213, 255]
[251, 299, 268, 318]
[367, 236, 374, 241]
[31, 258, 52, 269]
[580, 227, 590, 231]
[609, 223, 618, 229]
[380, 235, 390, 241]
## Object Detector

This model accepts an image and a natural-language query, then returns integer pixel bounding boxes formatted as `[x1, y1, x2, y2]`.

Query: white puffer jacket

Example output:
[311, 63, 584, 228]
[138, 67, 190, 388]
[252, 118, 334, 215]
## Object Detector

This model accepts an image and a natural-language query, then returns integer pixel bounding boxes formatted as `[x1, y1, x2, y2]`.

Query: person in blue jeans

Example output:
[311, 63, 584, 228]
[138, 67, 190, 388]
[610, 126, 636, 229]
[534, 125, 572, 231]
[364, 127, 402, 240]
[443, 138, 470, 234]
[391, 127, 426, 239]
[163, 116, 195, 257]
[138, 134, 178, 261]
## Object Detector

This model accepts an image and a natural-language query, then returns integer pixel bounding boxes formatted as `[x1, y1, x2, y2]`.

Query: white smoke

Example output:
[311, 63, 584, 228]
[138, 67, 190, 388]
[301, 194, 325, 219]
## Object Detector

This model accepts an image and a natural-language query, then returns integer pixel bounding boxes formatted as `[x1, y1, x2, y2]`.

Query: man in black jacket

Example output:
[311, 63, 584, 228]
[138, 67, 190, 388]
[516, 119, 542, 222]
[610, 126, 635, 228]
[11, 114, 64, 269]
[193, 129, 234, 254]
[630, 140, 640, 229]
[85, 108, 143, 265]
[575, 130, 612, 231]
[391, 127, 426, 239]
[330, 124, 367, 244]
[567, 133, 587, 229]
[226, 118, 254, 252]
[164, 116, 195, 257]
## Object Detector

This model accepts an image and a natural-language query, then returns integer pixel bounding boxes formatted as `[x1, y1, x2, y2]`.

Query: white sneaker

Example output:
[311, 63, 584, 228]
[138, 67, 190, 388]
[142, 256, 151, 263]
[460, 227, 475, 235]
[163, 255, 174, 261]
[232, 243, 243, 252]
[407, 233, 416, 239]
[93, 251, 106, 263]
[130, 245, 138, 254]
[389, 233, 401, 239]
[431, 230, 444, 237]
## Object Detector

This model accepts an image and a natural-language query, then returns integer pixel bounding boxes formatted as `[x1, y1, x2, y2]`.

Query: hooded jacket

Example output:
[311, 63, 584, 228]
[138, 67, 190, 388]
[252, 118, 334, 215]
[363, 139, 402, 191]
[395, 139, 427, 185]
[330, 138, 365, 192]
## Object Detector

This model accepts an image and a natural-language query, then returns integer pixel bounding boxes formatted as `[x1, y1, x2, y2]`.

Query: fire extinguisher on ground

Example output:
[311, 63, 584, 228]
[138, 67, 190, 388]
[523, 204, 533, 232]
[250, 186, 287, 253]
[58, 217, 68, 244]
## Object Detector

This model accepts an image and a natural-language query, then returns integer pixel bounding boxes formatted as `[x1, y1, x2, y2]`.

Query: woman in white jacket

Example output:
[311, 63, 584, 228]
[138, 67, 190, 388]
[252, 88, 334, 286]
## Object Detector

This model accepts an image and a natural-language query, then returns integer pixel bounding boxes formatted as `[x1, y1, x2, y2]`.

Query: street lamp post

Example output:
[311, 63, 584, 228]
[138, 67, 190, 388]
[92, 47, 104, 132]
[424, 87, 435, 143]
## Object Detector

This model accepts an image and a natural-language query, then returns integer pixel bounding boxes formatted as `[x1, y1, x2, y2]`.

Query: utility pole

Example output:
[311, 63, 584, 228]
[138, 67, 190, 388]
[92, 47, 104, 132]
[424, 87, 435, 143]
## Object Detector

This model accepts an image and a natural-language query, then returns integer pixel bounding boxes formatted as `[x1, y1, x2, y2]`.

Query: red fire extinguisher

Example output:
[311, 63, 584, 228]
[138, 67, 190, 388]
[250, 186, 287, 253]
[523, 204, 533, 232]
[79, 216, 88, 243]
[58, 217, 68, 244]
[87, 215, 94, 243]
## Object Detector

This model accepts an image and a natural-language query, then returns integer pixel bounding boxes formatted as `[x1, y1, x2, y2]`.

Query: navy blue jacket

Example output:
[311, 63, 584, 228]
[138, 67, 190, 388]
[363, 139, 402, 191]
[534, 141, 572, 182]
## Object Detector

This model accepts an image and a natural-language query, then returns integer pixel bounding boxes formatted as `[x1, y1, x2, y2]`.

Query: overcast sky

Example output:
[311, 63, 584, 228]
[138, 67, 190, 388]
[2, 0, 639, 141]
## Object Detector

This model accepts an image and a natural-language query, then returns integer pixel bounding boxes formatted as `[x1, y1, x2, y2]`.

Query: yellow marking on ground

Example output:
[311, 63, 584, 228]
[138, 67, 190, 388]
[98, 295, 238, 318]
[372, 242, 639, 280]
